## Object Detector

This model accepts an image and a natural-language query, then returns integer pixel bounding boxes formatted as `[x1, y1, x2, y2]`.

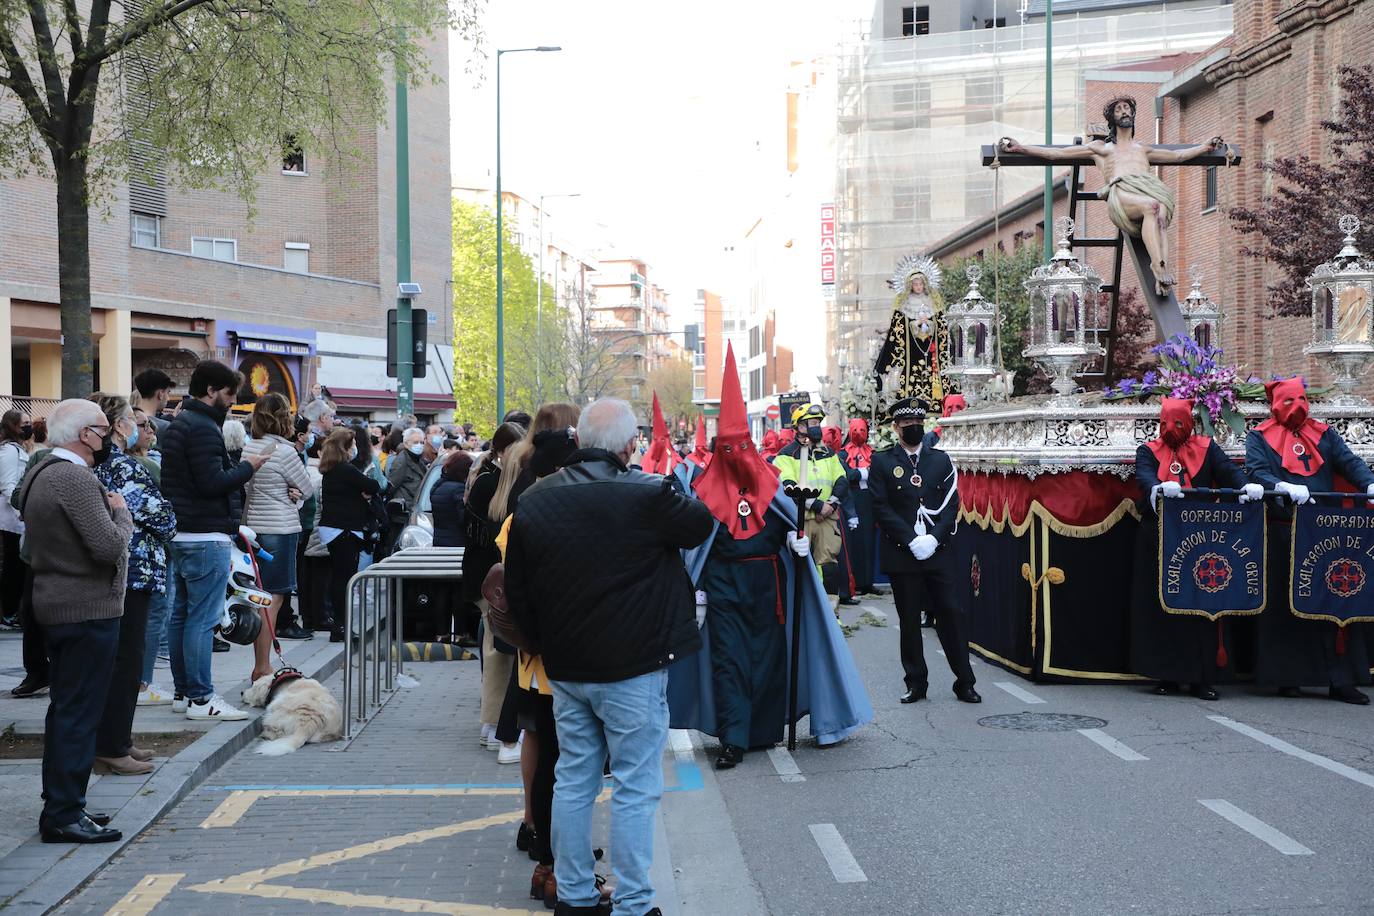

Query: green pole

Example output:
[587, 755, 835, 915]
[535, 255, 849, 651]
[395, 42, 414, 419]
[495, 50, 506, 424]
[1043, 0, 1054, 260]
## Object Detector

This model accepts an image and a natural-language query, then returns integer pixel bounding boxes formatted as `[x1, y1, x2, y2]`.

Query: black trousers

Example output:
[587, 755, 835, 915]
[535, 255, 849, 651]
[41, 617, 119, 828]
[96, 591, 150, 759]
[530, 690, 559, 866]
[1, 530, 24, 619]
[18, 569, 48, 683]
[326, 533, 365, 636]
[851, 490, 876, 594]
[890, 563, 975, 692]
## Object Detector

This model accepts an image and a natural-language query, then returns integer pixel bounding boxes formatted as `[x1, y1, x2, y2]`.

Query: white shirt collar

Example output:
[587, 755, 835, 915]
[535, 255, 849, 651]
[50, 447, 88, 466]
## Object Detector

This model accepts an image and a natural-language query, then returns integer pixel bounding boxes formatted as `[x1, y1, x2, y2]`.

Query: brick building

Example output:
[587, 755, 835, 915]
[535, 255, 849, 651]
[924, 0, 1374, 385]
[0, 33, 456, 423]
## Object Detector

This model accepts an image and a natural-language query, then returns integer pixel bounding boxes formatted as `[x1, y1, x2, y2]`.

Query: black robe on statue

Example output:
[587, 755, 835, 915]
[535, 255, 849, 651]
[1131, 440, 1247, 686]
[1245, 428, 1374, 688]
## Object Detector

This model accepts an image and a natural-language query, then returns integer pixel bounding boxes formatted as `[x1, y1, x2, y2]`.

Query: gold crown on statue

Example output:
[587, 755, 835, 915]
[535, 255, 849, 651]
[889, 253, 943, 292]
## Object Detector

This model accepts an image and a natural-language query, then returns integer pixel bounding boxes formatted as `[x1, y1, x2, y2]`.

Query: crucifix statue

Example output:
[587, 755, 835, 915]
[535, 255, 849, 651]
[994, 96, 1239, 311]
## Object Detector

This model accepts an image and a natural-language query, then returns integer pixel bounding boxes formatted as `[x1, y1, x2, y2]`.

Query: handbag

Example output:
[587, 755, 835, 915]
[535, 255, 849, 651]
[481, 563, 538, 655]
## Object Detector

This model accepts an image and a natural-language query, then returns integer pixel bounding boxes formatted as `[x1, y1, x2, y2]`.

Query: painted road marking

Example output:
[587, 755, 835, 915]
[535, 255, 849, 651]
[1198, 800, 1314, 855]
[809, 823, 868, 883]
[1077, 728, 1148, 761]
[993, 681, 1046, 704]
[1209, 715, 1374, 790]
[105, 873, 184, 916]
[670, 728, 696, 763]
[767, 747, 806, 783]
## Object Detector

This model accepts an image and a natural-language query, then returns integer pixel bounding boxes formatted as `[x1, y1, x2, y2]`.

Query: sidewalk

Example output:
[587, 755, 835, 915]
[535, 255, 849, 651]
[0, 628, 343, 909]
[53, 654, 694, 915]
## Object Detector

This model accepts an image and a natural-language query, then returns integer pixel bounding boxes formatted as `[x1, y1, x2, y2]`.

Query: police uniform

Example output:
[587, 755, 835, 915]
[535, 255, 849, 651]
[867, 398, 978, 702]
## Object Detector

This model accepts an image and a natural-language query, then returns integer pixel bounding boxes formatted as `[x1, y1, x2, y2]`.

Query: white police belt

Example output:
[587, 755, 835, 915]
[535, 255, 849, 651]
[913, 464, 958, 538]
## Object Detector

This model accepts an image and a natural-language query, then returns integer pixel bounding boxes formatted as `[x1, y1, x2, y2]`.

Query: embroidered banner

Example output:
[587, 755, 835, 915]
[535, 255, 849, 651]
[1158, 498, 1266, 619]
[1289, 502, 1374, 625]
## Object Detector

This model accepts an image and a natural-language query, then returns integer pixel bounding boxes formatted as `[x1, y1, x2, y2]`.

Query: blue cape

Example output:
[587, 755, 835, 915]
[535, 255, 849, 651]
[666, 463, 874, 745]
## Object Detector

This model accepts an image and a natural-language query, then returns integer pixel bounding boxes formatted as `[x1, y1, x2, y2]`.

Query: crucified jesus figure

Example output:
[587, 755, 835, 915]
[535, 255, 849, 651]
[1002, 96, 1223, 297]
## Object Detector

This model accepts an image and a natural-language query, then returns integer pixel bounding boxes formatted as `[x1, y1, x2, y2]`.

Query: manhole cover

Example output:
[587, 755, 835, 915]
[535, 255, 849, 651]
[978, 712, 1107, 732]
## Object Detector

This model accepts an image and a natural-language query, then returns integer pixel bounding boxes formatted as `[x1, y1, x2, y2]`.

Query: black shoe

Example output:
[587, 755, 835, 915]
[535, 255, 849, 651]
[1193, 685, 1219, 701]
[552, 902, 611, 916]
[900, 688, 927, 704]
[212, 636, 231, 653]
[83, 811, 112, 827]
[312, 618, 335, 633]
[516, 821, 533, 852]
[40, 815, 122, 844]
[1277, 686, 1301, 698]
[1153, 680, 1181, 696]
[1330, 686, 1370, 705]
[277, 622, 313, 640]
[838, 596, 861, 606]
[714, 745, 745, 770]
[10, 677, 49, 698]
[330, 629, 344, 643]
[955, 687, 982, 704]
[920, 614, 935, 628]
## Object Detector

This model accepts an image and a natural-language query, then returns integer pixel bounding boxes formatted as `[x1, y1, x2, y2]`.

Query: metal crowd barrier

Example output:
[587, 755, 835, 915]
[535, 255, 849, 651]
[341, 546, 464, 737]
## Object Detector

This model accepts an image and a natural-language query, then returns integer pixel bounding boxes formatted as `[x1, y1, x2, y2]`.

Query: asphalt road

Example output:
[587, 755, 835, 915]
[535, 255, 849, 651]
[679, 594, 1374, 915]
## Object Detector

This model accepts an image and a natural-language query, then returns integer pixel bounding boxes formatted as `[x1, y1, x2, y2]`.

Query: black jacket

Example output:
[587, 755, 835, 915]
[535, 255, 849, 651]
[505, 449, 714, 683]
[159, 399, 254, 534]
[868, 443, 959, 574]
[319, 462, 383, 530]
[430, 478, 466, 548]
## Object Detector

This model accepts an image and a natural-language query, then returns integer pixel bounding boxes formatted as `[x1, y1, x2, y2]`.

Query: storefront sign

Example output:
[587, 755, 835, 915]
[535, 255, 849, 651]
[238, 337, 311, 357]
[1158, 498, 1265, 619]
[1289, 502, 1374, 624]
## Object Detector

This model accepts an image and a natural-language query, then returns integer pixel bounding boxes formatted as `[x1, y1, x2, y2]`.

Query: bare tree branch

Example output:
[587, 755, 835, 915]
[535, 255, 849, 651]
[0, 26, 54, 138]
[26, 0, 68, 120]
[83, 0, 215, 65]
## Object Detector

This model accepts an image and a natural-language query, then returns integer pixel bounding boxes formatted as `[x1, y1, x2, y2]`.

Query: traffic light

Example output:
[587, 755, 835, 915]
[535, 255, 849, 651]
[387, 308, 428, 379]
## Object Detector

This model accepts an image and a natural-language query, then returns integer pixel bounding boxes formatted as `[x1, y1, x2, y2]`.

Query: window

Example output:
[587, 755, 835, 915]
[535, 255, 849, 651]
[191, 237, 237, 262]
[284, 242, 310, 274]
[282, 135, 306, 174]
[1203, 166, 1218, 212]
[749, 325, 762, 358]
[130, 213, 160, 249]
[749, 368, 763, 401]
[983, 16, 1006, 27]
[901, 5, 929, 35]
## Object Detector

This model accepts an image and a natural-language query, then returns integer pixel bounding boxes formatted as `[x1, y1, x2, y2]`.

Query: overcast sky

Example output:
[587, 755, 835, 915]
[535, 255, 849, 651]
[448, 0, 869, 335]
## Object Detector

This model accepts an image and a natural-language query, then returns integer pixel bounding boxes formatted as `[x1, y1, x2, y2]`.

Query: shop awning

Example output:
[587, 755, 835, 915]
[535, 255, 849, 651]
[326, 387, 456, 414]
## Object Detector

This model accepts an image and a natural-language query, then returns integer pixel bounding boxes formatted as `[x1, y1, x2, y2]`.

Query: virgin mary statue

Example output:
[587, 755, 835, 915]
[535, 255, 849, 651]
[873, 253, 958, 406]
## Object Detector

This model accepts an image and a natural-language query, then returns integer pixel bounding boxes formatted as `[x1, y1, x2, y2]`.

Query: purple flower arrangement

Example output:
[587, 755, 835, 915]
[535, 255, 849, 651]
[1104, 334, 1267, 437]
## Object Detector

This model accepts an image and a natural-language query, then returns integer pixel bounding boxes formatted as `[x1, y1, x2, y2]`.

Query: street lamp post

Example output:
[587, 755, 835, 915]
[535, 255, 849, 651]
[496, 45, 561, 425]
[537, 191, 580, 398]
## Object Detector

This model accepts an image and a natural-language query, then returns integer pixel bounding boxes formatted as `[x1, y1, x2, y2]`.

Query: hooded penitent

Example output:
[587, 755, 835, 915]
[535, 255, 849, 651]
[1145, 397, 1208, 485]
[761, 429, 781, 459]
[822, 426, 843, 453]
[642, 392, 679, 475]
[1257, 377, 1327, 476]
[693, 343, 779, 538]
[941, 394, 967, 418]
[690, 414, 711, 469]
[777, 428, 796, 449]
[841, 418, 872, 469]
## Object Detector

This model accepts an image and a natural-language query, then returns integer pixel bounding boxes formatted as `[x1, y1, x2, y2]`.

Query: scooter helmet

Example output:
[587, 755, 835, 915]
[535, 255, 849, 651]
[218, 604, 262, 646]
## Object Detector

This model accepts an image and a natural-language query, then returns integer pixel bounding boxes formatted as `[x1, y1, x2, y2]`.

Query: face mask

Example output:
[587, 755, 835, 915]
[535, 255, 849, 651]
[125, 424, 140, 449]
[430, 435, 443, 450]
[409, 443, 424, 456]
[805, 425, 823, 444]
[19, 424, 32, 440]
[305, 433, 316, 450]
[349, 446, 359, 461]
[90, 428, 113, 465]
[900, 424, 924, 447]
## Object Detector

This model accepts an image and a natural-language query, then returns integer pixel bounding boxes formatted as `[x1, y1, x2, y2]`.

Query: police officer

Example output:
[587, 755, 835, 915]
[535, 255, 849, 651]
[868, 397, 979, 704]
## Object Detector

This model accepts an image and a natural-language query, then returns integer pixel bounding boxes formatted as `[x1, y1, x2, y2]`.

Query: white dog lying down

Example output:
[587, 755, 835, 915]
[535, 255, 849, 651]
[242, 669, 343, 756]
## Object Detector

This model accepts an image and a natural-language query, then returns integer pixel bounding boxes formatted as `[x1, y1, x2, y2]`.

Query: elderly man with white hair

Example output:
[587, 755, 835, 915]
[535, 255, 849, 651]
[17, 398, 133, 844]
[505, 398, 714, 916]
[386, 426, 428, 506]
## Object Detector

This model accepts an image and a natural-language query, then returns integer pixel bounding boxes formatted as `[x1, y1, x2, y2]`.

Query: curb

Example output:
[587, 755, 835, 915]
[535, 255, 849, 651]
[0, 639, 344, 913]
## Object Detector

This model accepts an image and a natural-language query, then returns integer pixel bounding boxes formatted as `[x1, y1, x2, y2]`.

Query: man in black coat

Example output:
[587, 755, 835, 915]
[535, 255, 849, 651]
[505, 398, 713, 916]
[867, 397, 979, 704]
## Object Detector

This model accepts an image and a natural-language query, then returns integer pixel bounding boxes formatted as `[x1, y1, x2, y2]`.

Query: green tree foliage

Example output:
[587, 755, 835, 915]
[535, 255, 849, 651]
[0, 0, 482, 395]
[646, 358, 695, 429]
[451, 198, 559, 433]
[938, 246, 1041, 395]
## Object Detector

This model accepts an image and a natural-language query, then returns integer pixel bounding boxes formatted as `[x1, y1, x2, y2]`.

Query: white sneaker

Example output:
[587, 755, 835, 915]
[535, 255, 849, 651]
[171, 694, 187, 713]
[137, 684, 174, 706]
[185, 694, 249, 721]
[479, 723, 494, 747]
[497, 740, 522, 764]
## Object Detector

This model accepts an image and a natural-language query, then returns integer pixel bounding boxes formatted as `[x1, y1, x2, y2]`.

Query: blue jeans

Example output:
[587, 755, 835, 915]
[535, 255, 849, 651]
[550, 669, 669, 915]
[167, 540, 232, 701]
[141, 553, 173, 685]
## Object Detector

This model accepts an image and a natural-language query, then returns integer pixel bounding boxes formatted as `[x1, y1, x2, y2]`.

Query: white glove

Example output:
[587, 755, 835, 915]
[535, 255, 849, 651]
[1160, 480, 1183, 499]
[910, 534, 938, 561]
[858, 467, 869, 482]
[1238, 483, 1264, 503]
[694, 590, 708, 629]
[847, 516, 859, 531]
[787, 532, 811, 557]
[1275, 481, 1310, 505]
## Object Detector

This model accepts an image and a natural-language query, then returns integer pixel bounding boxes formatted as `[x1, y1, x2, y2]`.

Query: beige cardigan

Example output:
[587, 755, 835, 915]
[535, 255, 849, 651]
[242, 435, 315, 535]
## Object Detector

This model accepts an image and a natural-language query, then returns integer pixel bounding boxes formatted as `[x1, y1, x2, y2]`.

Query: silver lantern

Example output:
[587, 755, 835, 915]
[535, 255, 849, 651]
[945, 263, 997, 403]
[1306, 215, 1374, 405]
[1180, 268, 1221, 350]
[1023, 217, 1104, 405]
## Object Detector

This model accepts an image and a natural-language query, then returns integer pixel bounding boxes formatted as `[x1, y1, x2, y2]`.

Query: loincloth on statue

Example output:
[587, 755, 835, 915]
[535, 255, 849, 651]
[1100, 173, 1176, 238]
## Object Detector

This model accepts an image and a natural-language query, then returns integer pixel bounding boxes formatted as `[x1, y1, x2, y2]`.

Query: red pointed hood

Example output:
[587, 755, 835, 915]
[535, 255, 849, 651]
[694, 343, 778, 537]
[842, 418, 873, 468]
[1257, 377, 1327, 476]
[642, 391, 678, 475]
[761, 429, 781, 458]
[822, 425, 843, 452]
[1145, 397, 1209, 485]
[690, 414, 711, 468]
